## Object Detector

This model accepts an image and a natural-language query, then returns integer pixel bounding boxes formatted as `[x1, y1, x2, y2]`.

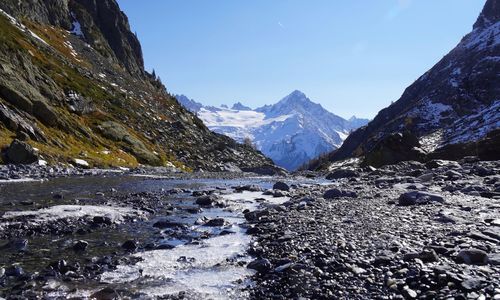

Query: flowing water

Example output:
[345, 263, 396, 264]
[0, 175, 322, 299]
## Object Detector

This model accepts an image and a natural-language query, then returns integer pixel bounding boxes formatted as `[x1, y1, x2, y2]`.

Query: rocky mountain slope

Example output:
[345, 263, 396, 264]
[176, 91, 368, 171]
[312, 0, 499, 169]
[0, 0, 276, 172]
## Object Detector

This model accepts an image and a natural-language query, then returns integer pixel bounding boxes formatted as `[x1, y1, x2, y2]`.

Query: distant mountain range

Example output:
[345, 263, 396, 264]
[176, 91, 369, 170]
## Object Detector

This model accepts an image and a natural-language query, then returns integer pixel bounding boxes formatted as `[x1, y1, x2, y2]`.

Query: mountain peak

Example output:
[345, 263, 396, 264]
[232, 102, 252, 111]
[474, 0, 500, 29]
[278, 90, 312, 106]
[289, 90, 306, 97]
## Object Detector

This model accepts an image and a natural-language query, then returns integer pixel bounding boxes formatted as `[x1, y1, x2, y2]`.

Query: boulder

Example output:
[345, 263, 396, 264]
[33, 100, 58, 126]
[204, 218, 227, 227]
[247, 258, 272, 273]
[98, 121, 160, 165]
[273, 181, 290, 191]
[456, 249, 489, 265]
[5, 139, 38, 164]
[121, 240, 138, 251]
[323, 188, 358, 199]
[195, 194, 220, 207]
[362, 132, 427, 167]
[398, 191, 445, 206]
[234, 184, 262, 192]
[73, 158, 90, 168]
[72, 240, 89, 252]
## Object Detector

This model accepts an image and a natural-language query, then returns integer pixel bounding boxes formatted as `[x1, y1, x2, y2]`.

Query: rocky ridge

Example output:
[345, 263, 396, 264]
[0, 0, 276, 173]
[313, 0, 500, 169]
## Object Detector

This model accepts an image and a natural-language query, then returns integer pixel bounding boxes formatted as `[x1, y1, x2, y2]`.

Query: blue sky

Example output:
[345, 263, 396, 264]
[117, 0, 484, 119]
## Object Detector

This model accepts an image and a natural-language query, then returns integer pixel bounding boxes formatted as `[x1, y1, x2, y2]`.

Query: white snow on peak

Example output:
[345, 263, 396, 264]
[198, 108, 292, 129]
[177, 92, 368, 170]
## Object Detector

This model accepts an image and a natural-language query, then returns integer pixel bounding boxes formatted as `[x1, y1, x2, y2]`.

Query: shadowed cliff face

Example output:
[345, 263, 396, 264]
[0, 0, 144, 76]
[0, 0, 277, 172]
[475, 0, 500, 29]
[312, 0, 500, 169]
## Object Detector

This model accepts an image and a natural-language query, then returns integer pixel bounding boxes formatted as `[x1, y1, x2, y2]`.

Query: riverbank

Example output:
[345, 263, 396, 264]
[248, 159, 500, 299]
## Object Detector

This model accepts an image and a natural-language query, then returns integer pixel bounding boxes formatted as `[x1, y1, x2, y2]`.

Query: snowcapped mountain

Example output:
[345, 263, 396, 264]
[175, 91, 369, 170]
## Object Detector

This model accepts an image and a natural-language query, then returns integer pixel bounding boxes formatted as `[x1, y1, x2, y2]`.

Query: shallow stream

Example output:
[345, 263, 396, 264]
[0, 175, 314, 299]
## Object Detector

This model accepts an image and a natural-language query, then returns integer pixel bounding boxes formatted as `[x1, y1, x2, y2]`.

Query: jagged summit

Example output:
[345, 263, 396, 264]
[231, 102, 252, 111]
[474, 0, 499, 29]
[0, 0, 144, 76]
[256, 90, 327, 118]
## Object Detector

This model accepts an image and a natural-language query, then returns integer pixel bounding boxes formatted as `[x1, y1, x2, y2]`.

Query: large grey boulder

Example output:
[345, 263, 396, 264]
[5, 139, 38, 164]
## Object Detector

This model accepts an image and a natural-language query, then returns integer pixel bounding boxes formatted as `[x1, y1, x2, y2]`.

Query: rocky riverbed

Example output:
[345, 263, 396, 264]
[248, 159, 500, 299]
[0, 158, 498, 299]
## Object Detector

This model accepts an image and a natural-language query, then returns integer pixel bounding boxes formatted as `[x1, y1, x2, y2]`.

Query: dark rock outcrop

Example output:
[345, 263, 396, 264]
[314, 0, 500, 169]
[5, 139, 38, 164]
[0, 0, 276, 171]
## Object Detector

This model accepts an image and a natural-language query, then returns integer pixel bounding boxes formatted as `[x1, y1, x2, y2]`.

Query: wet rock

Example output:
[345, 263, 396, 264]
[1, 239, 28, 252]
[195, 194, 220, 207]
[219, 230, 235, 236]
[273, 182, 290, 191]
[72, 240, 89, 252]
[398, 191, 445, 206]
[121, 240, 138, 251]
[49, 260, 69, 274]
[90, 287, 120, 300]
[247, 258, 272, 273]
[204, 218, 227, 227]
[245, 210, 269, 222]
[4, 265, 24, 277]
[153, 220, 187, 229]
[326, 169, 358, 180]
[456, 249, 489, 265]
[235, 185, 262, 192]
[93, 216, 113, 225]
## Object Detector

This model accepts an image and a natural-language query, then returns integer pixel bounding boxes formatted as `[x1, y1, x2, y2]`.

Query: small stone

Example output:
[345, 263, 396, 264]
[5, 265, 24, 277]
[73, 240, 89, 252]
[122, 240, 138, 251]
[247, 258, 272, 273]
[204, 218, 227, 227]
[402, 287, 418, 298]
